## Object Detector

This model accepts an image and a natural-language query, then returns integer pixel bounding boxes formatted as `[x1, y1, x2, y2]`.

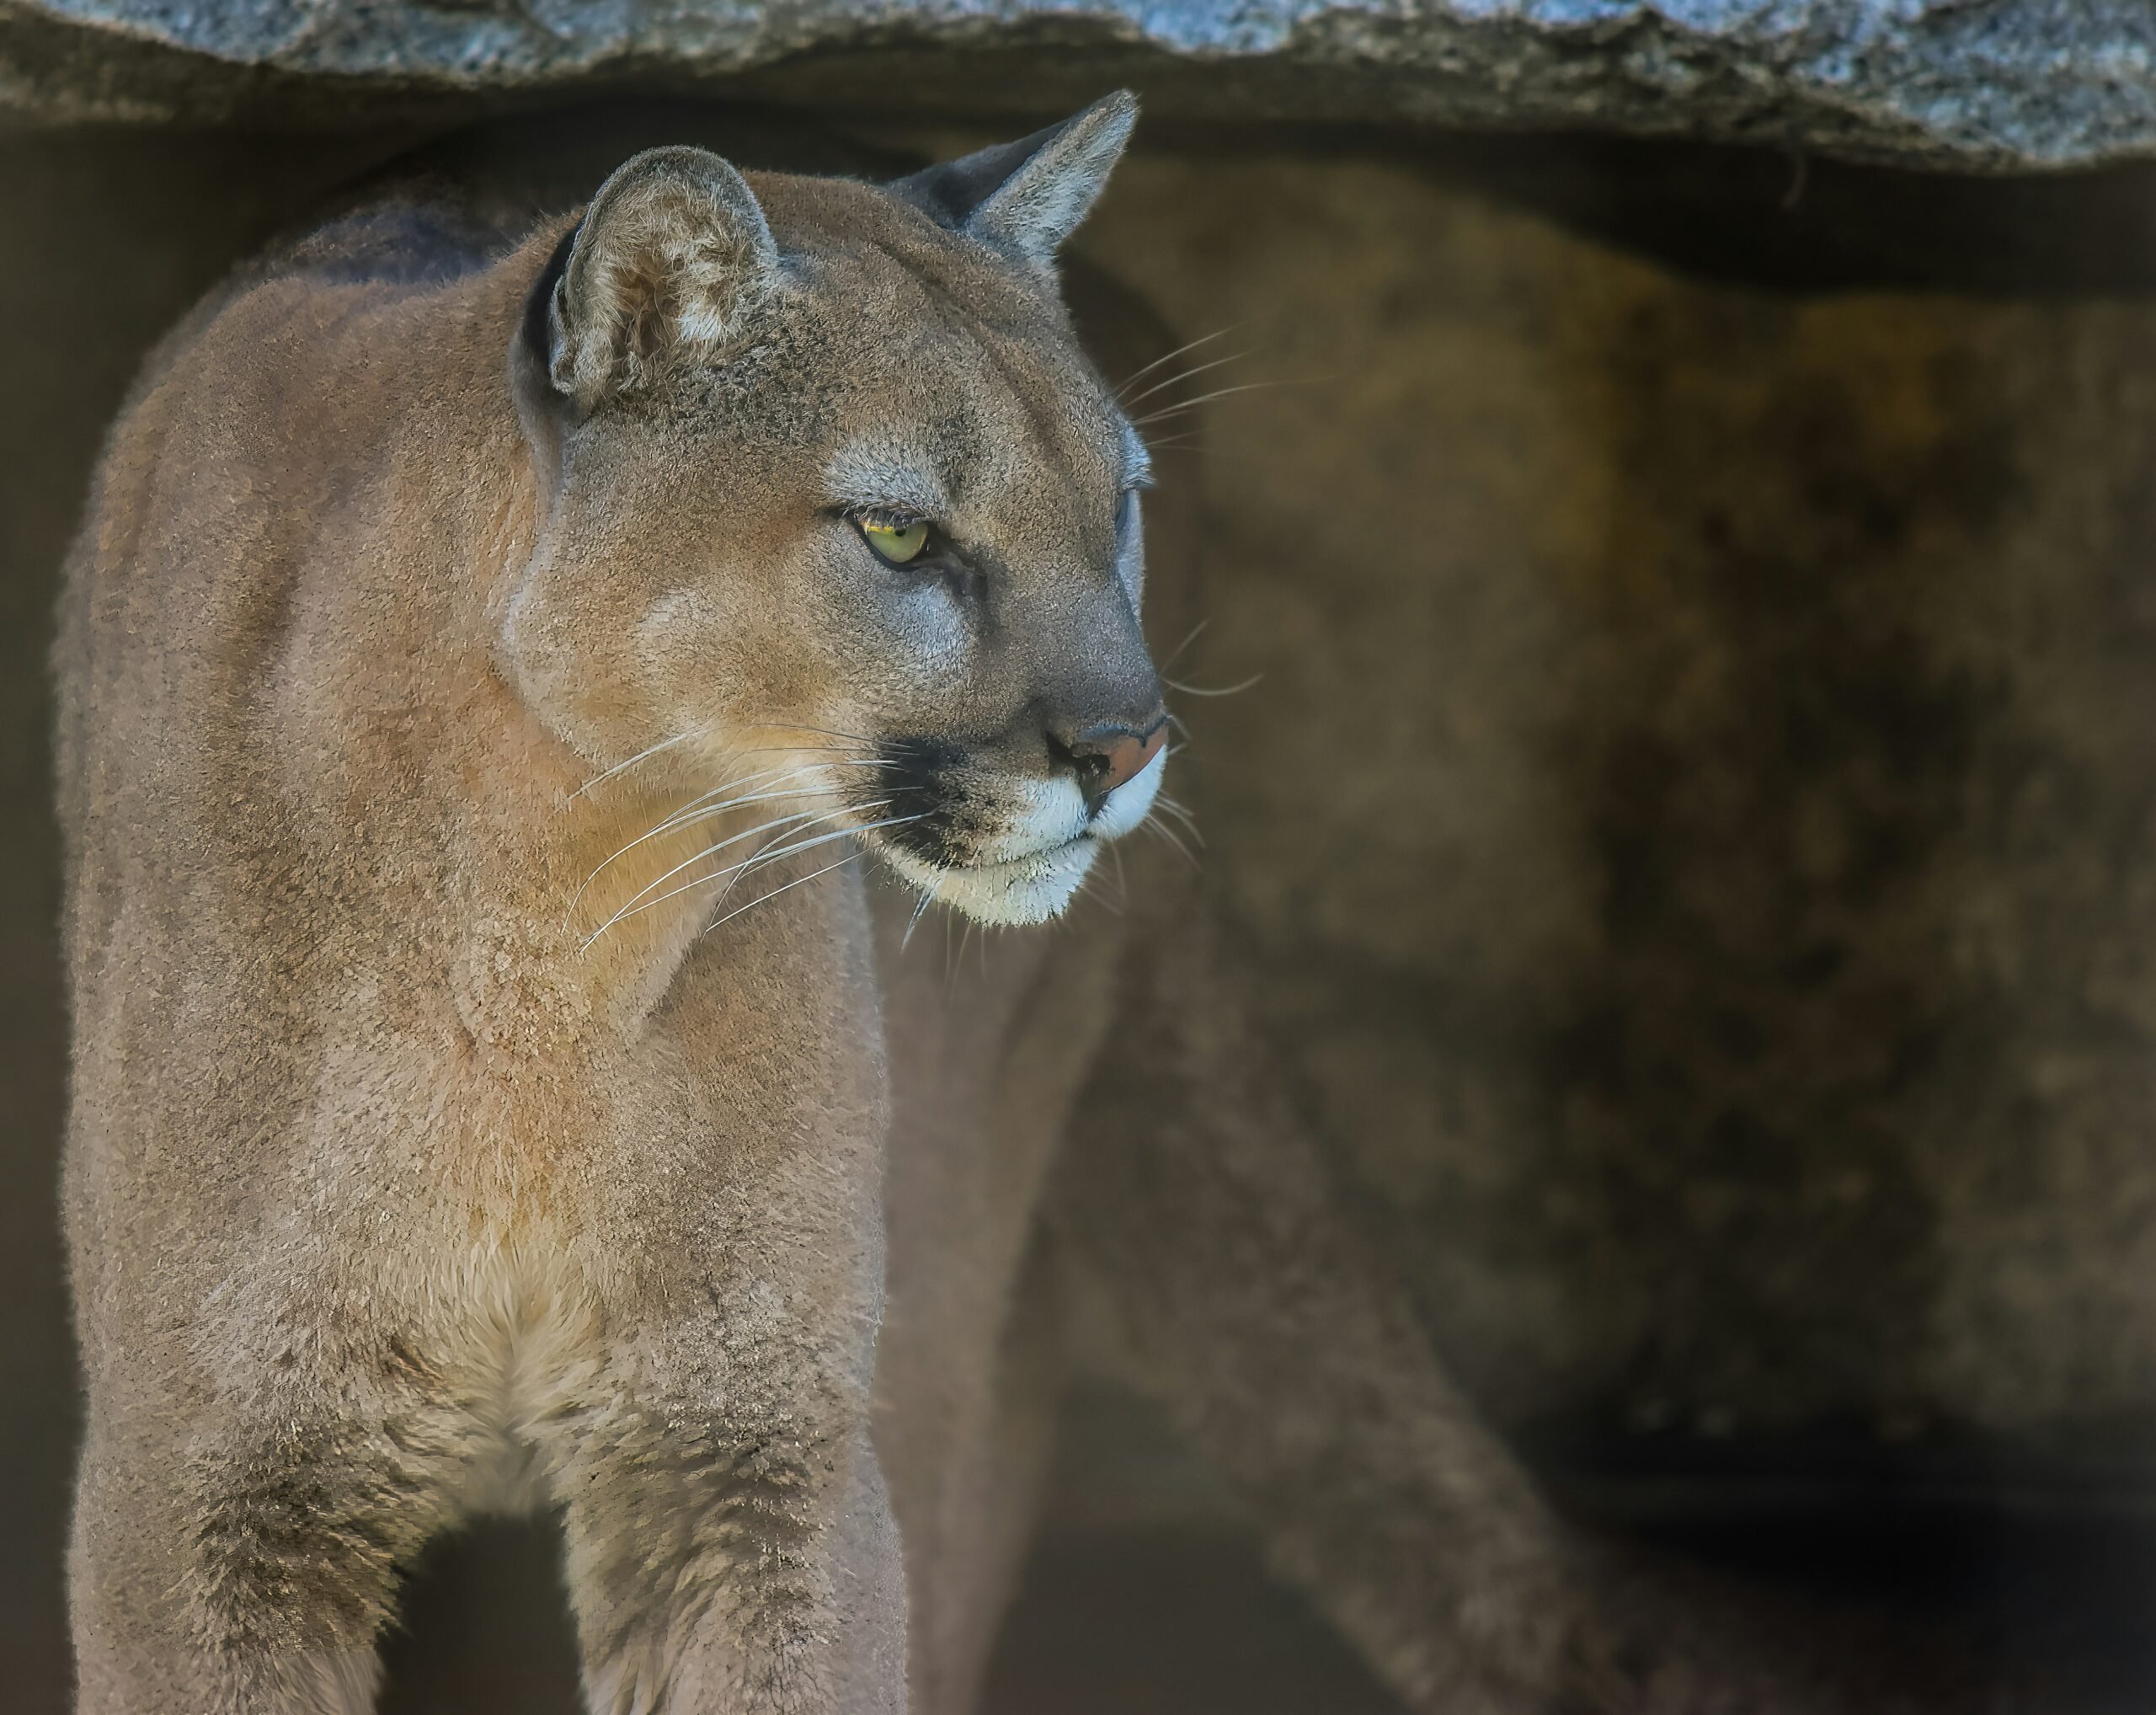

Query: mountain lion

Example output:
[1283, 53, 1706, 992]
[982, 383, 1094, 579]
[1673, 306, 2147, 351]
[56, 93, 1980, 1715]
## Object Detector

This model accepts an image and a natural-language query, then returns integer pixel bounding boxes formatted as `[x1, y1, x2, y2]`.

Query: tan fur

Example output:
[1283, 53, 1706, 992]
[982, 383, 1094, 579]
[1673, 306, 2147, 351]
[56, 101, 1157, 1714]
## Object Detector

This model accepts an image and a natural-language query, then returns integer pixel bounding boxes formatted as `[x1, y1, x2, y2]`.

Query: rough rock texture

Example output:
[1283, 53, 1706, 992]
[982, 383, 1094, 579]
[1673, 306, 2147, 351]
[4, 2, 2156, 170]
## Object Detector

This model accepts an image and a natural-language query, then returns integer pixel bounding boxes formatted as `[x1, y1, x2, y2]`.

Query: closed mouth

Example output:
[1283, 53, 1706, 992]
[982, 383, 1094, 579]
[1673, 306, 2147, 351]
[875, 828, 1090, 879]
[856, 793, 1110, 927]
[945, 834, 1091, 875]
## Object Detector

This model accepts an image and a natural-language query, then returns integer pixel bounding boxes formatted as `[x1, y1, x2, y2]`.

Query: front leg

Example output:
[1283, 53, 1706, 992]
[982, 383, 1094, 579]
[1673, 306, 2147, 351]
[542, 890, 907, 1714]
[548, 1389, 904, 1715]
[536, 1109, 908, 1715]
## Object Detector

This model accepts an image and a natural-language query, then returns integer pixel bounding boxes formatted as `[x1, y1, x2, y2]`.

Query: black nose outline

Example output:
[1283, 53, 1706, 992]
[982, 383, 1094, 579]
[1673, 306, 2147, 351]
[1049, 712, 1170, 813]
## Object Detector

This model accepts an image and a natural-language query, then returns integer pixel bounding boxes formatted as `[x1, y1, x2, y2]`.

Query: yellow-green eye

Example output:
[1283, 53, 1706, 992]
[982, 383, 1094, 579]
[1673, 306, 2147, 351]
[859, 516, 931, 565]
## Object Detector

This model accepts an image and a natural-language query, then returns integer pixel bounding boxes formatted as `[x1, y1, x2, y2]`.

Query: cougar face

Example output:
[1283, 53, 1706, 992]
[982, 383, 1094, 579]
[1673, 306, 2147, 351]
[503, 98, 1164, 927]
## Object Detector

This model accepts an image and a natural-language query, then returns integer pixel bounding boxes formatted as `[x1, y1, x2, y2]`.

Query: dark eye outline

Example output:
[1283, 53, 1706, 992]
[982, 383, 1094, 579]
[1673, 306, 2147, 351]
[843, 507, 987, 601]
[853, 509, 936, 568]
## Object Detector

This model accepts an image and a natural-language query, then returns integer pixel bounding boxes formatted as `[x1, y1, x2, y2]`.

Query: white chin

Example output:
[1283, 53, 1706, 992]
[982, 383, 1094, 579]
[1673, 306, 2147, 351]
[878, 837, 1099, 927]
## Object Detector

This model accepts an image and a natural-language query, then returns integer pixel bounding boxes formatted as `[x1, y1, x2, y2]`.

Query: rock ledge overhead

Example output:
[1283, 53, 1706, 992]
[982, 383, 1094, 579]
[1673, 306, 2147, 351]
[1, 1, 2153, 170]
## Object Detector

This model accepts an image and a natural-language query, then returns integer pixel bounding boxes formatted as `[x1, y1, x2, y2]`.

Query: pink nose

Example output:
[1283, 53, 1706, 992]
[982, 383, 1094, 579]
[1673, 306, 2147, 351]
[1063, 715, 1168, 808]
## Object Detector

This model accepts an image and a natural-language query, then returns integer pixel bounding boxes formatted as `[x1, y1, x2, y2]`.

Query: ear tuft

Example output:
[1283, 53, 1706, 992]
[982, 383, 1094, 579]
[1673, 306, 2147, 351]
[892, 91, 1137, 268]
[547, 146, 779, 409]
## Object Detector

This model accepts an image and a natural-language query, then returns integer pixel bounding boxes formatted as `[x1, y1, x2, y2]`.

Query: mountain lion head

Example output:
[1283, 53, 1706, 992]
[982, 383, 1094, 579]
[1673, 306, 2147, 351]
[503, 94, 1166, 928]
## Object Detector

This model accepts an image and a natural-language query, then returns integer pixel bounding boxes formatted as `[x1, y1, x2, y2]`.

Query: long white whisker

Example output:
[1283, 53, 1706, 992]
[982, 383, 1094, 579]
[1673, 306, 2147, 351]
[702, 806, 931, 930]
[1159, 618, 1211, 672]
[900, 890, 935, 953]
[701, 809, 842, 917]
[703, 811, 925, 915]
[1119, 349, 1251, 412]
[1134, 380, 1297, 426]
[1163, 671, 1263, 699]
[699, 852, 864, 941]
[607, 761, 810, 843]
[579, 805, 855, 944]
[567, 785, 833, 916]
[730, 740, 876, 755]
[1154, 797, 1206, 847]
[1142, 814, 1201, 870]
[1117, 326, 1239, 398]
[737, 720, 881, 748]
[1074, 870, 1123, 917]
[619, 749, 883, 855]
[569, 728, 709, 801]
[641, 770, 829, 841]
[563, 773, 833, 927]
[583, 809, 921, 948]
[654, 755, 894, 833]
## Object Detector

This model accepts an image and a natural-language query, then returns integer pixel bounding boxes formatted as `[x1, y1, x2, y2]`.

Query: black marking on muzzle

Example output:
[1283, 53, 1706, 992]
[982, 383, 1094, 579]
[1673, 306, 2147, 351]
[872, 735, 990, 868]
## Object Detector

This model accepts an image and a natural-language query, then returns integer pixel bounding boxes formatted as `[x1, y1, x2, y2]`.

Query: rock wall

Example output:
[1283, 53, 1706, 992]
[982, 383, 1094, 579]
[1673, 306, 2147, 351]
[3, 2, 2156, 168]
[1079, 142, 2156, 1477]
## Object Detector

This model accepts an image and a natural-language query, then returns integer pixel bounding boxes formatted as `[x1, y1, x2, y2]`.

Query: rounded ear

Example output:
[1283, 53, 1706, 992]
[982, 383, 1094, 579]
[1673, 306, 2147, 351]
[891, 91, 1137, 269]
[544, 146, 779, 410]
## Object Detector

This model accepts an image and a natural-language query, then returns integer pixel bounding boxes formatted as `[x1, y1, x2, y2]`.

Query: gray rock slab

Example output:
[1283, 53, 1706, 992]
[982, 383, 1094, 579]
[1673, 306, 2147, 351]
[2, 2, 2154, 170]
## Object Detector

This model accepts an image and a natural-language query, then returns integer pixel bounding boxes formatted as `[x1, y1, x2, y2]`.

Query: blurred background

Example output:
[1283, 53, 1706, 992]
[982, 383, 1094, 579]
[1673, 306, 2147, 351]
[10, 3, 2156, 1708]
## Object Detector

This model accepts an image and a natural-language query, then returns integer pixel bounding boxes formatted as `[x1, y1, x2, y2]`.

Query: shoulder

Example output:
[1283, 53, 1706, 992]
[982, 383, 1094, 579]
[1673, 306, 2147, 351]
[259, 190, 520, 291]
[105, 179, 541, 432]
